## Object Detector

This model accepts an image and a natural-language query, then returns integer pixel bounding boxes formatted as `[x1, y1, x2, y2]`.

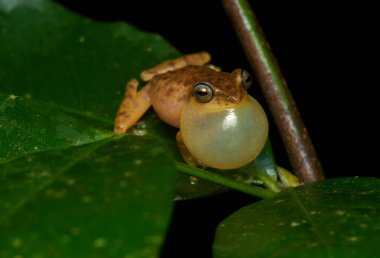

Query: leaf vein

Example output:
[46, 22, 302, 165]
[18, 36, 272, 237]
[290, 190, 335, 258]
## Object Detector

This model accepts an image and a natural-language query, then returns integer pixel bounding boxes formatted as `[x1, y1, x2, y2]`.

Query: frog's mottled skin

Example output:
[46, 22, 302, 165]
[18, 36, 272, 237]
[150, 65, 246, 128]
[114, 52, 268, 169]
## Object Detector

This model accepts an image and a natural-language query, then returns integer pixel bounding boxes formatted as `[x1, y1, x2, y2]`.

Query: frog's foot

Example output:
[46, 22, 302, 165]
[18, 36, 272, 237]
[140, 52, 211, 81]
[114, 79, 152, 134]
[206, 64, 221, 72]
[277, 166, 301, 188]
[176, 131, 201, 167]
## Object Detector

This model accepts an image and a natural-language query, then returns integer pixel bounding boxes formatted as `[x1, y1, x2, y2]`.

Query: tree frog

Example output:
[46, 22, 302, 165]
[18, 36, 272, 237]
[114, 52, 268, 170]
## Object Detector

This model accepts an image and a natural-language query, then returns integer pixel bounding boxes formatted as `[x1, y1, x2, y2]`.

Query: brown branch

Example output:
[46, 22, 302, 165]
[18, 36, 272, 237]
[222, 0, 325, 183]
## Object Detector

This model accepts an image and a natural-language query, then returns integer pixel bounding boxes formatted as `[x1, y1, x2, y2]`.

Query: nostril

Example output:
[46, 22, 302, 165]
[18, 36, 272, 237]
[226, 96, 238, 103]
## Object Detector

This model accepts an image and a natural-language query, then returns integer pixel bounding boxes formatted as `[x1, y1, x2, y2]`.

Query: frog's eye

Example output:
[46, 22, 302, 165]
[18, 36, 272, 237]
[193, 83, 214, 103]
[241, 69, 252, 89]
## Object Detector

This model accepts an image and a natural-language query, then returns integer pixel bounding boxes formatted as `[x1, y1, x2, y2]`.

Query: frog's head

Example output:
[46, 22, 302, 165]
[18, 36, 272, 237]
[180, 68, 268, 170]
[191, 68, 252, 107]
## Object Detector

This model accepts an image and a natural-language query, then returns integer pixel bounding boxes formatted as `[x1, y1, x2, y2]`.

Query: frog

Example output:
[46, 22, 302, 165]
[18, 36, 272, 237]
[114, 52, 269, 170]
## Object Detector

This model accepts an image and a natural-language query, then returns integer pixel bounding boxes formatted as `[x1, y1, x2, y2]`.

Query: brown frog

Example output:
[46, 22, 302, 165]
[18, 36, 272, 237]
[114, 52, 268, 169]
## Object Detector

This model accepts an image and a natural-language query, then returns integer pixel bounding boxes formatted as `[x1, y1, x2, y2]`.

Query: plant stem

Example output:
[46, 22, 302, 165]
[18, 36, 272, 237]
[175, 162, 275, 199]
[221, 0, 325, 183]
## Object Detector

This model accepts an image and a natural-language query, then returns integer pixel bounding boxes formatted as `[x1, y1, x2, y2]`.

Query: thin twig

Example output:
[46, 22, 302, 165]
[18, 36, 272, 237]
[222, 0, 325, 183]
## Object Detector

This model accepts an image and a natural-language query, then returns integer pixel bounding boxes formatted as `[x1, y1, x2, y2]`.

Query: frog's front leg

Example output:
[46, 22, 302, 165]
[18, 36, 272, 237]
[114, 79, 152, 134]
[140, 52, 211, 81]
[176, 131, 202, 167]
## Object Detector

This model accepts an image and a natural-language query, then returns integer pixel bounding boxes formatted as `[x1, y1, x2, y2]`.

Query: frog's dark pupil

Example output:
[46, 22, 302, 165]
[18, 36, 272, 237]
[245, 74, 251, 83]
[196, 89, 208, 96]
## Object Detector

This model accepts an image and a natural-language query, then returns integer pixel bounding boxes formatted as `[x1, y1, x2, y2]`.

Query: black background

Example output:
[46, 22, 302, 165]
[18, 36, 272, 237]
[57, 1, 378, 257]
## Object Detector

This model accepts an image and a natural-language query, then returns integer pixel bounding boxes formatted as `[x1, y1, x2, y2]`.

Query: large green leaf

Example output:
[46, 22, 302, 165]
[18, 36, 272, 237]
[0, 0, 277, 200]
[213, 177, 380, 258]
[0, 136, 176, 258]
[0, 0, 179, 257]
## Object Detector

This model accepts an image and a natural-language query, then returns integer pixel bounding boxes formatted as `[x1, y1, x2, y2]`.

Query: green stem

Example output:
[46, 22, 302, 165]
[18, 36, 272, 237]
[222, 0, 325, 183]
[257, 173, 282, 193]
[175, 162, 275, 199]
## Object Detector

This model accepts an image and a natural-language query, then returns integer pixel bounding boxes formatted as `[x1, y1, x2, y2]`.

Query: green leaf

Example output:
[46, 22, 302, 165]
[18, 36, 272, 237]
[1, 0, 179, 257]
[213, 177, 380, 258]
[0, 136, 176, 258]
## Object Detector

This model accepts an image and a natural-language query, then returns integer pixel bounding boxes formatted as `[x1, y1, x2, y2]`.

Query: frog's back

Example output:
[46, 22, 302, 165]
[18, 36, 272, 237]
[149, 66, 217, 128]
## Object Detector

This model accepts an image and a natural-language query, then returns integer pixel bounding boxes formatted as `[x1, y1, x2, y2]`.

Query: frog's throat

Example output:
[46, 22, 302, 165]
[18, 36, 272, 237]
[180, 95, 269, 169]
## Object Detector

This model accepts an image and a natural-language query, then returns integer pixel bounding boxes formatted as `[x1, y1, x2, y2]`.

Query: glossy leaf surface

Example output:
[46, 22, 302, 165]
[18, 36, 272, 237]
[214, 177, 380, 258]
[0, 1, 179, 257]
[0, 135, 176, 258]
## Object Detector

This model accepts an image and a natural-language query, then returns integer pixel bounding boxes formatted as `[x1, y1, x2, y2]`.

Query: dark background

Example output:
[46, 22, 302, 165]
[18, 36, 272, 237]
[57, 1, 377, 257]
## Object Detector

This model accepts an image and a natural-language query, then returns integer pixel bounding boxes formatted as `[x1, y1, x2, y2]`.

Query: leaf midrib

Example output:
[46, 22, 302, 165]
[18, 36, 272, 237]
[286, 190, 335, 258]
[0, 93, 116, 162]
